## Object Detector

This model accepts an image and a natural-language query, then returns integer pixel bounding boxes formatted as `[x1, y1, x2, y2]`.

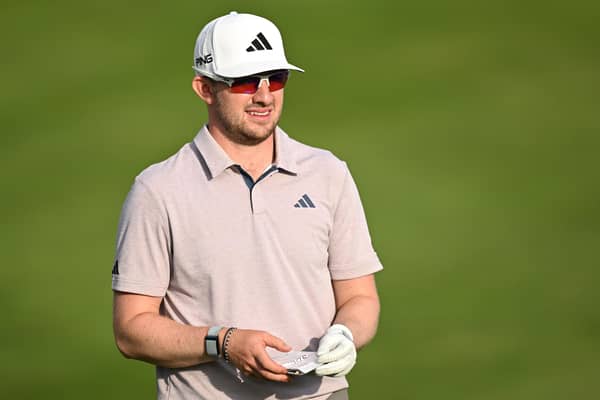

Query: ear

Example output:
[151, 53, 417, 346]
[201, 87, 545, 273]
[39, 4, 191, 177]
[192, 75, 216, 105]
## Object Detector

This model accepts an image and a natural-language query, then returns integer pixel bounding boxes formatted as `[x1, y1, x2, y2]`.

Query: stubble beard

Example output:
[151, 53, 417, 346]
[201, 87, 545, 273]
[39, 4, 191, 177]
[212, 94, 282, 146]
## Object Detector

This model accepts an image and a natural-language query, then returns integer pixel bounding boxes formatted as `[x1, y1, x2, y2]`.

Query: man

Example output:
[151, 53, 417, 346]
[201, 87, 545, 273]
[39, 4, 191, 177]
[112, 11, 383, 400]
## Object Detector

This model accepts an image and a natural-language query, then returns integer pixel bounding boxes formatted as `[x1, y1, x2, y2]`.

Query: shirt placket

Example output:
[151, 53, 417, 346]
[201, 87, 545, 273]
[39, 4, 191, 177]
[236, 165, 278, 214]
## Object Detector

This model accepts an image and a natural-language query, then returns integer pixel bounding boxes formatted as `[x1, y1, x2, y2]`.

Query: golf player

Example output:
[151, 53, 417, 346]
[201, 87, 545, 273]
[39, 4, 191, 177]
[112, 11, 383, 400]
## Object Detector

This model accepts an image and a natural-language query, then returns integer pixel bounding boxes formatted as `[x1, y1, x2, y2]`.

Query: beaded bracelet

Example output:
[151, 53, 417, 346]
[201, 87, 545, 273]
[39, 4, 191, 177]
[222, 327, 237, 363]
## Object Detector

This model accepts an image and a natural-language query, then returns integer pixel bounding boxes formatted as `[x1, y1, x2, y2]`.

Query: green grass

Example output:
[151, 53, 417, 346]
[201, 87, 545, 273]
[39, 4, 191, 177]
[1, 0, 599, 398]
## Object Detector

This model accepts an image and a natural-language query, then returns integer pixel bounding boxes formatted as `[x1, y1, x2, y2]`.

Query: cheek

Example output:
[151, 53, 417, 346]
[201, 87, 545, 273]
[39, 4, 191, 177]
[270, 92, 284, 116]
[216, 96, 247, 119]
[276, 96, 284, 117]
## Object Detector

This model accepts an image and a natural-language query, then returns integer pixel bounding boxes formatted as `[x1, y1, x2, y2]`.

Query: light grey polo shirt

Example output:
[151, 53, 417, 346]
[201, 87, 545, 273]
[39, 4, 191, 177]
[112, 125, 383, 399]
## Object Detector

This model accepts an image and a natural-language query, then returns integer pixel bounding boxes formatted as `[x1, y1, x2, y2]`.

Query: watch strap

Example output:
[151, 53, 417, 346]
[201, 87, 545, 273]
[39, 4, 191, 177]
[205, 326, 222, 357]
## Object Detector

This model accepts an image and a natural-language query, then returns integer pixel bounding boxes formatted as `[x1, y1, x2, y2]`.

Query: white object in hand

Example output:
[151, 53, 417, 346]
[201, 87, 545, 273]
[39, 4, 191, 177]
[271, 351, 320, 375]
[315, 324, 357, 377]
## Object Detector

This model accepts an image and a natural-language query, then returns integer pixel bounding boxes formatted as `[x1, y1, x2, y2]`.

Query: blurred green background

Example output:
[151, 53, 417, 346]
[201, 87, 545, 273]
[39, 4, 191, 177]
[2, 0, 599, 398]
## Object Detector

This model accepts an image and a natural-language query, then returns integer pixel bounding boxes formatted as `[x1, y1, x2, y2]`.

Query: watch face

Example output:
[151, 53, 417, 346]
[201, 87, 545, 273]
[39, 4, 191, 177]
[205, 337, 219, 356]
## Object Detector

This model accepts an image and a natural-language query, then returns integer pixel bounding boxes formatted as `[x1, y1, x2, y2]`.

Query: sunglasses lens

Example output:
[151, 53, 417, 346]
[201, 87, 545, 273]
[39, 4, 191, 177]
[267, 72, 288, 91]
[228, 71, 289, 94]
[230, 77, 260, 94]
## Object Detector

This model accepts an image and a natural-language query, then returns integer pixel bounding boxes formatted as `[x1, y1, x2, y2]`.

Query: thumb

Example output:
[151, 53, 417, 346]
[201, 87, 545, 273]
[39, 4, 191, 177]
[264, 334, 292, 352]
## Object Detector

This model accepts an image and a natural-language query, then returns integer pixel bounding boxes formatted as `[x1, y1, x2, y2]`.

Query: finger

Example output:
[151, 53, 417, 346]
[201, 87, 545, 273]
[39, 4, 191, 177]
[258, 369, 292, 383]
[256, 352, 288, 375]
[241, 365, 254, 377]
[315, 354, 356, 376]
[333, 358, 356, 377]
[263, 334, 292, 352]
[317, 335, 342, 356]
[317, 340, 353, 363]
[315, 359, 344, 376]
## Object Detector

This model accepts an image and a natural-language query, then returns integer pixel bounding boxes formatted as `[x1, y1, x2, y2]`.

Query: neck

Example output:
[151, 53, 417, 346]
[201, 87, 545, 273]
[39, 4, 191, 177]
[207, 126, 275, 181]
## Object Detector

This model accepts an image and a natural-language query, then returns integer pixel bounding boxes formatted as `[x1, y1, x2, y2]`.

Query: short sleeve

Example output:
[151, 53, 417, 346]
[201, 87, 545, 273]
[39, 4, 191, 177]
[328, 165, 383, 280]
[111, 179, 171, 296]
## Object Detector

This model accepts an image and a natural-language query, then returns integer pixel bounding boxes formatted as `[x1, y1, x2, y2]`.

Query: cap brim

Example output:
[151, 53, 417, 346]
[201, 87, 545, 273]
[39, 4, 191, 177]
[216, 61, 304, 78]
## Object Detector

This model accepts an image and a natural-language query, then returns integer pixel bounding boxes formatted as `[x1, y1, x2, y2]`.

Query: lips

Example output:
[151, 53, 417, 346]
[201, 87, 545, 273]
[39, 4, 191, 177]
[246, 109, 271, 118]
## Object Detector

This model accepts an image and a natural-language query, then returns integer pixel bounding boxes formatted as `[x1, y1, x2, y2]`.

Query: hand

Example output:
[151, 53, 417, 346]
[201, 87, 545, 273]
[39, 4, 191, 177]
[316, 324, 357, 377]
[225, 329, 292, 382]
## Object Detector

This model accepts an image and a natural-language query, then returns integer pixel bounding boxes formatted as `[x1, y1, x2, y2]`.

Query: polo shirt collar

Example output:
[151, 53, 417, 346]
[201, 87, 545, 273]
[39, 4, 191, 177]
[192, 125, 299, 178]
[192, 126, 236, 179]
[273, 127, 299, 174]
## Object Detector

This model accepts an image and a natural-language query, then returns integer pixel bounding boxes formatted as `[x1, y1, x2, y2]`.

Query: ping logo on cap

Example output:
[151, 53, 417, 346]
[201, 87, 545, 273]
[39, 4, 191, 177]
[246, 32, 273, 52]
[195, 54, 213, 66]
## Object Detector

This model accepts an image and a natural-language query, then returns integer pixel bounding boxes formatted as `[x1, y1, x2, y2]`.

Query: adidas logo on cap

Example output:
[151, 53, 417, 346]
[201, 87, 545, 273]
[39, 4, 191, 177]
[246, 32, 273, 52]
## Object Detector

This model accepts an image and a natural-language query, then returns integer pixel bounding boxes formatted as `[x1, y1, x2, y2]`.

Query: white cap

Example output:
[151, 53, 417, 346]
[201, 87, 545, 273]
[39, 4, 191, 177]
[193, 11, 304, 79]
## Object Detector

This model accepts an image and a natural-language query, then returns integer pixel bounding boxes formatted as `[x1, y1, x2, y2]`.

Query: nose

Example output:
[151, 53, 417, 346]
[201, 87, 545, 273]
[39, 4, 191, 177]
[252, 79, 273, 104]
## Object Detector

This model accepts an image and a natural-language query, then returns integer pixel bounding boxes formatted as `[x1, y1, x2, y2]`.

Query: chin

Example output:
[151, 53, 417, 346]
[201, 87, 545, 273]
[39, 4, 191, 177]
[240, 129, 274, 145]
[245, 121, 277, 140]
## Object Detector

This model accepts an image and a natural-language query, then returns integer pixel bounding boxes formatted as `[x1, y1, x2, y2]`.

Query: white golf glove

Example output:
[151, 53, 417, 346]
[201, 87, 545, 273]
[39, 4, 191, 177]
[315, 324, 357, 377]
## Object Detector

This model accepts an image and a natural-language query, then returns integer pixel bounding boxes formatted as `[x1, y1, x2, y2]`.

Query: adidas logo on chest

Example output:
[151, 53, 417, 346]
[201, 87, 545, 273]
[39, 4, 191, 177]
[294, 194, 316, 208]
